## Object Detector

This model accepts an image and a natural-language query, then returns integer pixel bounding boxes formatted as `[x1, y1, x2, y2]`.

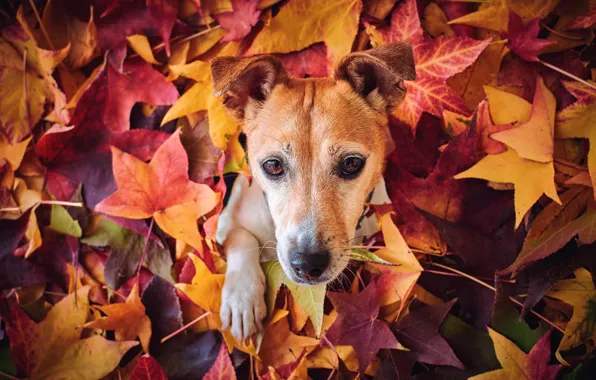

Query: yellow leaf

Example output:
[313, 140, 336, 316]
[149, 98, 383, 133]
[365, 214, 422, 310]
[33, 336, 137, 380]
[248, 0, 362, 64]
[0, 135, 31, 170]
[187, 27, 226, 60]
[127, 35, 160, 65]
[548, 268, 596, 363]
[162, 80, 210, 126]
[455, 148, 561, 228]
[484, 86, 532, 125]
[491, 77, 556, 163]
[11, 178, 42, 257]
[208, 90, 240, 149]
[556, 102, 596, 195]
[84, 285, 152, 353]
[470, 328, 529, 379]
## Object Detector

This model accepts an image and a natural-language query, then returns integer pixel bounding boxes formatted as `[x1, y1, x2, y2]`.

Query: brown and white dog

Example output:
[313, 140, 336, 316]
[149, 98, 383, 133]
[212, 42, 415, 341]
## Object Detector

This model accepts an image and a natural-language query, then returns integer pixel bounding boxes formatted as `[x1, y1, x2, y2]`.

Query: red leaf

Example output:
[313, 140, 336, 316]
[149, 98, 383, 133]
[131, 355, 168, 380]
[326, 279, 398, 376]
[565, 8, 596, 30]
[277, 43, 329, 78]
[505, 11, 553, 62]
[0, 298, 39, 377]
[364, 0, 424, 45]
[203, 341, 237, 380]
[393, 299, 464, 369]
[35, 61, 173, 208]
[527, 331, 562, 380]
[214, 0, 260, 43]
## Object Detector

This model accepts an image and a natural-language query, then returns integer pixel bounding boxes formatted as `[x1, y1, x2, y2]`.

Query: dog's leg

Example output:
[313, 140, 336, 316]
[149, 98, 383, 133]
[220, 227, 266, 342]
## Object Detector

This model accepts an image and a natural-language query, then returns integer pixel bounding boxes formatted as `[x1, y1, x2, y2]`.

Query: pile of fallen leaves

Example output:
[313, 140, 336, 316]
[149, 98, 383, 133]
[1, 0, 596, 378]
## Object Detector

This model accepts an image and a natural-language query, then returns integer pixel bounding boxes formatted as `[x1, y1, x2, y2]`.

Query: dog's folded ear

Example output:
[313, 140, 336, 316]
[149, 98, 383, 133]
[335, 41, 416, 113]
[210, 55, 288, 120]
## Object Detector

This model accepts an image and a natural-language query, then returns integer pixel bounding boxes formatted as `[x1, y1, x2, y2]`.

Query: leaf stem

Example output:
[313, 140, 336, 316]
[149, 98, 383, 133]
[27, 0, 54, 50]
[39, 200, 84, 207]
[137, 216, 155, 287]
[0, 371, 21, 380]
[539, 60, 596, 91]
[424, 268, 516, 283]
[0, 207, 21, 213]
[540, 22, 584, 40]
[427, 262, 565, 333]
[160, 311, 212, 343]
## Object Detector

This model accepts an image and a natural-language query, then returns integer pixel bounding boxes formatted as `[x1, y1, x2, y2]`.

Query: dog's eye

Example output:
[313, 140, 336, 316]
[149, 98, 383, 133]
[262, 159, 284, 177]
[339, 156, 365, 179]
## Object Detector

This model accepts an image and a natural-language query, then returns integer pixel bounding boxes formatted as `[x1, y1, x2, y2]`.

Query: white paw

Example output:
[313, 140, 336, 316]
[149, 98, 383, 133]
[220, 270, 266, 342]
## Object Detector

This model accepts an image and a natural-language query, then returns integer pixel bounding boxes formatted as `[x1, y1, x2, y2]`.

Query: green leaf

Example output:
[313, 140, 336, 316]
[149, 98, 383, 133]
[350, 248, 397, 265]
[262, 260, 326, 337]
[48, 204, 82, 237]
[491, 298, 548, 353]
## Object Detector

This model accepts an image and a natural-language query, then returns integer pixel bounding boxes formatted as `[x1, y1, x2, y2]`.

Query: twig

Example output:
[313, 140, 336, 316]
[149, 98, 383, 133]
[160, 311, 212, 343]
[539, 60, 596, 91]
[137, 217, 155, 287]
[39, 200, 83, 207]
[424, 268, 516, 283]
[321, 334, 338, 354]
[129, 25, 222, 60]
[0, 207, 21, 213]
[540, 22, 584, 40]
[427, 262, 565, 333]
[44, 291, 68, 297]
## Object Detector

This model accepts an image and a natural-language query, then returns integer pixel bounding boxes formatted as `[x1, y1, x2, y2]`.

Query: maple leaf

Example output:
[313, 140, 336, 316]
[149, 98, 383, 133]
[247, 0, 362, 64]
[365, 0, 490, 128]
[203, 341, 237, 380]
[547, 268, 596, 363]
[365, 214, 423, 310]
[455, 148, 560, 228]
[565, 8, 596, 30]
[95, 131, 218, 252]
[471, 328, 561, 379]
[491, 76, 556, 163]
[0, 210, 47, 290]
[84, 284, 152, 352]
[505, 12, 553, 62]
[180, 118, 223, 184]
[36, 60, 176, 208]
[0, 287, 137, 378]
[214, 0, 260, 43]
[393, 299, 464, 369]
[556, 86, 596, 197]
[259, 311, 319, 370]
[326, 279, 399, 376]
[130, 355, 168, 380]
[82, 217, 173, 289]
[263, 260, 326, 337]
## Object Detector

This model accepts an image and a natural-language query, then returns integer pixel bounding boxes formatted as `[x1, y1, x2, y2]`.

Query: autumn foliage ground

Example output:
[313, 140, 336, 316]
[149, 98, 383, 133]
[1, 0, 596, 379]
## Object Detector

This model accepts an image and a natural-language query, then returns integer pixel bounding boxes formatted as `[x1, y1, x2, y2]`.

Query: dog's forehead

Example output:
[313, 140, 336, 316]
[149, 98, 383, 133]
[248, 78, 384, 150]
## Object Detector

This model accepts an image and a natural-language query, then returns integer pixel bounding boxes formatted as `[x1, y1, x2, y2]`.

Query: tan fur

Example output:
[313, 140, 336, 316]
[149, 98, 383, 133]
[212, 42, 415, 285]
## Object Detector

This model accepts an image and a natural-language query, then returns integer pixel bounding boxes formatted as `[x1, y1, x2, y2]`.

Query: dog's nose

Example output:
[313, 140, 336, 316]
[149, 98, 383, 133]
[289, 251, 330, 280]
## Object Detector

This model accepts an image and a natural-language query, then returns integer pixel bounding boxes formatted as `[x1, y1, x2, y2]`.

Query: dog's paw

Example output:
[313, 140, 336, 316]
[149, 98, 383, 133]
[220, 270, 266, 342]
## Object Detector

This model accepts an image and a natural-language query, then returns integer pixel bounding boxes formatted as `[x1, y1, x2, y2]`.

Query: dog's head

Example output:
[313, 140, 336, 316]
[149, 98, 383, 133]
[211, 43, 415, 285]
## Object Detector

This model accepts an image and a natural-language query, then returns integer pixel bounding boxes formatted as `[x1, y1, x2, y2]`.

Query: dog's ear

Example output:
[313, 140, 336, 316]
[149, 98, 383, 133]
[335, 42, 416, 113]
[211, 55, 288, 120]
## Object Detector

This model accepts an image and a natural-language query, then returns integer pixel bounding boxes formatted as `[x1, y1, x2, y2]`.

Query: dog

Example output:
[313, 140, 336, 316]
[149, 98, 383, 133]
[212, 42, 416, 341]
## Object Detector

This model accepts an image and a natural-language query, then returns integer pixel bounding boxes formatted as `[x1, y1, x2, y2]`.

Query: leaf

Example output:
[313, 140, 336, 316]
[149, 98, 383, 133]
[505, 11, 553, 62]
[491, 297, 549, 353]
[247, 0, 362, 64]
[84, 284, 152, 352]
[393, 299, 464, 368]
[130, 355, 168, 380]
[259, 312, 319, 370]
[35, 61, 174, 208]
[365, 214, 422, 309]
[214, 0, 260, 43]
[547, 268, 596, 363]
[326, 279, 399, 376]
[470, 328, 561, 380]
[95, 131, 218, 252]
[455, 148, 560, 228]
[565, 8, 596, 30]
[82, 217, 173, 289]
[33, 336, 137, 380]
[0, 210, 47, 290]
[350, 248, 394, 265]
[263, 260, 326, 337]
[364, 0, 490, 128]
[48, 204, 82, 237]
[500, 210, 596, 275]
[484, 85, 532, 125]
[180, 118, 223, 184]
[203, 341, 237, 380]
[0, 135, 31, 171]
[491, 76, 556, 163]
